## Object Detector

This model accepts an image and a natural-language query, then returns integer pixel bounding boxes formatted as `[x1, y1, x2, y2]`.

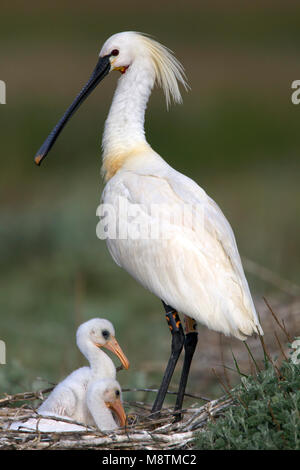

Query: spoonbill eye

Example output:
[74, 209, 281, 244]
[102, 329, 110, 340]
[115, 389, 120, 397]
[111, 49, 119, 56]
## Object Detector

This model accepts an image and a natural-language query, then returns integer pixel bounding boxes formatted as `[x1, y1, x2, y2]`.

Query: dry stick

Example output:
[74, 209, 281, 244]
[263, 297, 292, 342]
[122, 388, 211, 402]
[247, 349, 255, 377]
[1, 399, 236, 451]
[146, 405, 192, 422]
[211, 368, 234, 401]
[8, 412, 95, 431]
[258, 332, 271, 368]
[219, 333, 232, 390]
[181, 396, 234, 431]
[256, 311, 269, 368]
[212, 368, 248, 410]
[0, 387, 54, 407]
[259, 333, 282, 378]
[243, 257, 300, 297]
[124, 400, 152, 412]
[274, 331, 289, 361]
[281, 318, 292, 343]
[230, 349, 248, 378]
[243, 342, 261, 374]
[256, 304, 285, 378]
[0, 386, 210, 412]
[214, 363, 247, 378]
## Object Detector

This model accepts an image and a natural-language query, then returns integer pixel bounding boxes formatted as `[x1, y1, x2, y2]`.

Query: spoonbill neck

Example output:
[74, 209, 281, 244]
[102, 59, 154, 179]
[87, 394, 117, 431]
[81, 341, 116, 379]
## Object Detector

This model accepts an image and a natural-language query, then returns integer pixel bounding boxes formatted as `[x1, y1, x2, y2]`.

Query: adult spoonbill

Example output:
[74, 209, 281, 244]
[10, 378, 126, 432]
[38, 318, 129, 424]
[34, 31, 263, 418]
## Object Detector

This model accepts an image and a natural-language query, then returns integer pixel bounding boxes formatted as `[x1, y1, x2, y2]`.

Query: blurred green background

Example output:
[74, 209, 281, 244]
[1, 1, 300, 406]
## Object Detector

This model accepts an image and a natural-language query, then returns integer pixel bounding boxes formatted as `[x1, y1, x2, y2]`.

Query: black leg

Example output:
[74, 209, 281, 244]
[151, 302, 185, 416]
[174, 316, 198, 421]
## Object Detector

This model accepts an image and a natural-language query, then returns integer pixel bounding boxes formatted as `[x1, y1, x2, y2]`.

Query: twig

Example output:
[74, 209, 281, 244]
[0, 387, 53, 407]
[122, 388, 211, 402]
[243, 342, 260, 374]
[219, 334, 231, 390]
[0, 390, 235, 450]
[263, 297, 292, 342]
[274, 331, 288, 361]
[243, 257, 300, 297]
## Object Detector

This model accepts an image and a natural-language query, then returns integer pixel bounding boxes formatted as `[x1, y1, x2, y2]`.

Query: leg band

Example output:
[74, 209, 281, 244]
[166, 311, 182, 333]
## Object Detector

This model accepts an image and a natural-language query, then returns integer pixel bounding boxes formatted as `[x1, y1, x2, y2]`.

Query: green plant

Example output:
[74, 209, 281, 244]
[195, 343, 300, 450]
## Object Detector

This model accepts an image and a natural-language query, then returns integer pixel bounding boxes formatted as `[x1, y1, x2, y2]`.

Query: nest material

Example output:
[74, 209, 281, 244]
[0, 388, 233, 450]
[1, 293, 297, 450]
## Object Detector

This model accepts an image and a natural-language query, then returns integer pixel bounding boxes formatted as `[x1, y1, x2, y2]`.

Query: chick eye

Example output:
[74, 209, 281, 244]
[111, 49, 119, 56]
[102, 329, 110, 340]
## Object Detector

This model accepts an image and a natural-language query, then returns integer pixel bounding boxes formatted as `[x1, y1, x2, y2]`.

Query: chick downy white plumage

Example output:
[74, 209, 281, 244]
[36, 319, 128, 426]
[86, 378, 126, 431]
[10, 378, 126, 432]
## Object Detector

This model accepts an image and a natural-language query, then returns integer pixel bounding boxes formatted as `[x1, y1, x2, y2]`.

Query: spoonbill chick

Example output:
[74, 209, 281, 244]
[34, 31, 263, 418]
[37, 318, 129, 424]
[10, 378, 126, 432]
[86, 377, 126, 430]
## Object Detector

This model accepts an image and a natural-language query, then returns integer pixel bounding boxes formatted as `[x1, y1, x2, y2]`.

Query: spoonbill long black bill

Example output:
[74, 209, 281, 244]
[34, 31, 263, 420]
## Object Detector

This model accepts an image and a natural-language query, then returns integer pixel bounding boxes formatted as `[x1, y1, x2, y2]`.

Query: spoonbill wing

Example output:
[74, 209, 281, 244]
[102, 166, 263, 339]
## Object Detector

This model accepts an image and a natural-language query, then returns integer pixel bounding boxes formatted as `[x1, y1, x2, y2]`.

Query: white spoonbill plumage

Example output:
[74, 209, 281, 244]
[86, 378, 126, 431]
[34, 31, 263, 418]
[10, 378, 126, 432]
[37, 318, 129, 425]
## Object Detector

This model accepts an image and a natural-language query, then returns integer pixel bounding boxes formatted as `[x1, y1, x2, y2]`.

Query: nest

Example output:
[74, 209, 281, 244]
[0, 388, 233, 450]
[1, 293, 297, 450]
